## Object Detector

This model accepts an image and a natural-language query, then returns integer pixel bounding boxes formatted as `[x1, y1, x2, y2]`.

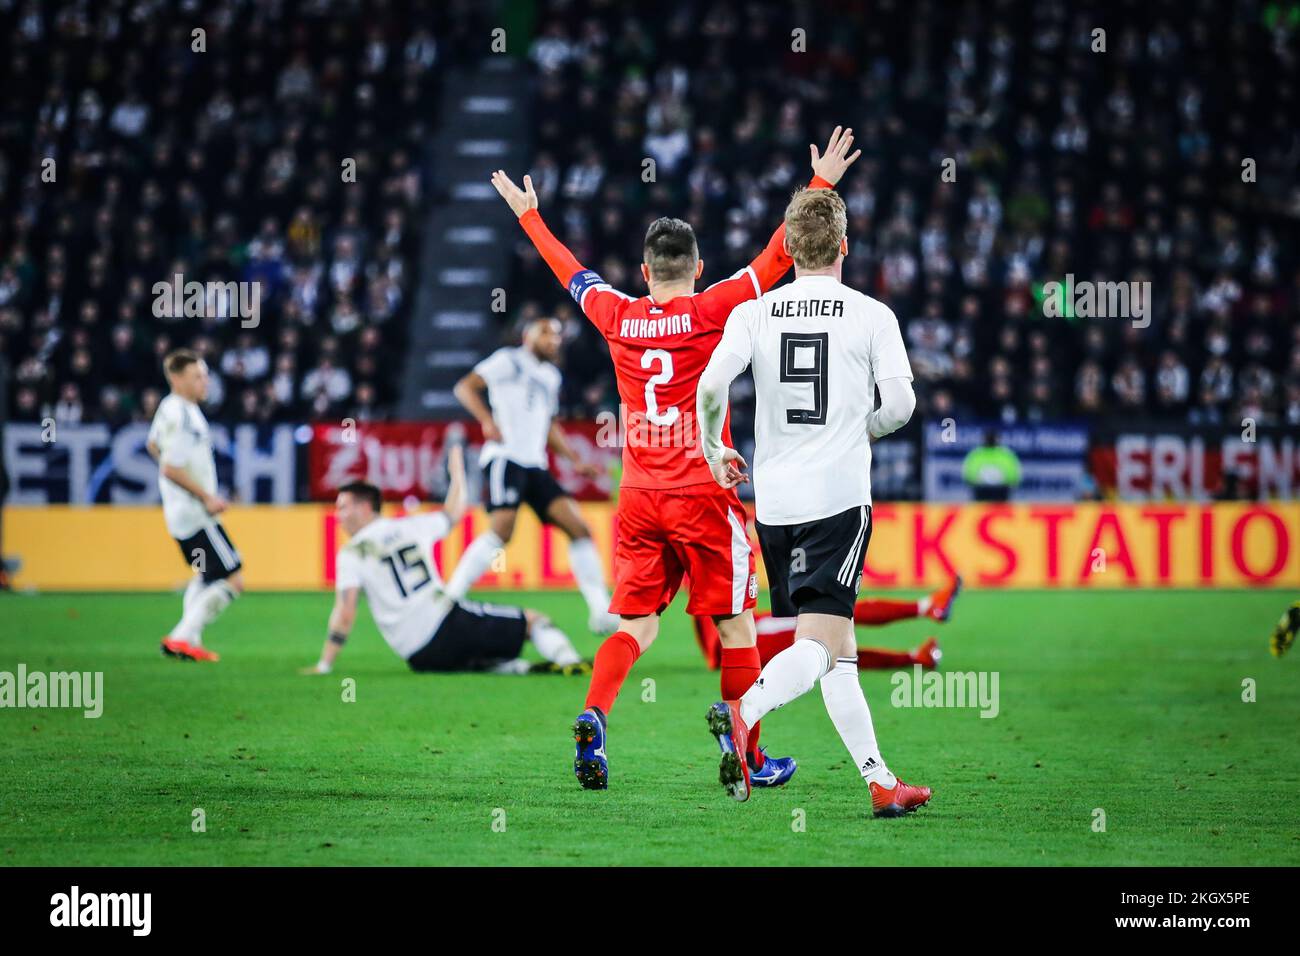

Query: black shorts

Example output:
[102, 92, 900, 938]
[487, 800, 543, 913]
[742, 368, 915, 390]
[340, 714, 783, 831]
[482, 457, 566, 521]
[756, 505, 872, 619]
[175, 523, 243, 583]
[406, 598, 529, 672]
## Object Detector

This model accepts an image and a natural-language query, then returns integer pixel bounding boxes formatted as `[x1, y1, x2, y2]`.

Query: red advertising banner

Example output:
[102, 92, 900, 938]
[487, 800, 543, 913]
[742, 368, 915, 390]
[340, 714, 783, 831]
[308, 420, 620, 501]
[1090, 425, 1300, 500]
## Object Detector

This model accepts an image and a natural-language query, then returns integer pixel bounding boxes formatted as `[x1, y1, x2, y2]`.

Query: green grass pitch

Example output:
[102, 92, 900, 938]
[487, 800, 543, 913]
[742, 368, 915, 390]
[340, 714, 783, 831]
[1, 588, 1296, 866]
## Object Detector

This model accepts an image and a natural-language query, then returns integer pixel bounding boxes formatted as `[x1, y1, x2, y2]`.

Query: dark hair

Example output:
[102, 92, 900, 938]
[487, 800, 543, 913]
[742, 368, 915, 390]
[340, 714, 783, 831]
[163, 348, 201, 377]
[643, 217, 698, 282]
[338, 480, 382, 512]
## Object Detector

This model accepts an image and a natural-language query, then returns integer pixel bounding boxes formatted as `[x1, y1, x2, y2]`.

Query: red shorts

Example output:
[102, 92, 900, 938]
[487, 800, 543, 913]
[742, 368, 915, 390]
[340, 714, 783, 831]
[610, 485, 758, 617]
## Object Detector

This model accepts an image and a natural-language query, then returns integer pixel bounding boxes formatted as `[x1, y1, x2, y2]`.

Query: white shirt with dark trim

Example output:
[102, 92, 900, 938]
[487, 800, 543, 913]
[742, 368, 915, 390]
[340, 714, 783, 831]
[148, 393, 218, 539]
[334, 513, 455, 659]
[713, 275, 913, 525]
[473, 346, 562, 469]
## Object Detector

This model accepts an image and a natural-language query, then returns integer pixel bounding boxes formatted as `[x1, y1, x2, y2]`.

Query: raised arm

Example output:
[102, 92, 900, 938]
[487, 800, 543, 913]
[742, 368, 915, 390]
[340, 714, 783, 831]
[492, 169, 627, 333]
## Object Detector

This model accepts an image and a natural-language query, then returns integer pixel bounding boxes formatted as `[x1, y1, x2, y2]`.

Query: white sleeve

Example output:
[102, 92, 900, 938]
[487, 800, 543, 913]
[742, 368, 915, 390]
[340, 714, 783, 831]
[410, 511, 453, 544]
[696, 307, 754, 465]
[870, 305, 913, 383]
[159, 407, 197, 467]
[473, 349, 515, 388]
[714, 302, 755, 366]
[335, 548, 363, 592]
[866, 376, 916, 440]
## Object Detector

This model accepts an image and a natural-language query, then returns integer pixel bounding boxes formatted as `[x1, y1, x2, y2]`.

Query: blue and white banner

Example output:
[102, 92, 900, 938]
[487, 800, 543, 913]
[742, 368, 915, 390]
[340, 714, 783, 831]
[3, 422, 299, 505]
[923, 421, 1090, 502]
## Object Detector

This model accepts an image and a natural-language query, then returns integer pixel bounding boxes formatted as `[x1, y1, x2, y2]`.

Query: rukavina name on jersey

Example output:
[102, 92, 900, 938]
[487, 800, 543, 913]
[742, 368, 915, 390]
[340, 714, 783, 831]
[769, 299, 845, 318]
[619, 313, 693, 338]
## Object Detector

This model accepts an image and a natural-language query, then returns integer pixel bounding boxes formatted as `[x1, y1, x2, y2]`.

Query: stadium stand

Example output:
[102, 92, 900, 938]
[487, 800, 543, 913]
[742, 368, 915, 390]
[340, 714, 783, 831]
[1, 0, 1298, 436]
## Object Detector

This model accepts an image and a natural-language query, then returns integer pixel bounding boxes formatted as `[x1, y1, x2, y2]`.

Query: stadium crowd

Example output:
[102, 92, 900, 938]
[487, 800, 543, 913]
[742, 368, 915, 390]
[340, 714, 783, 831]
[506, 0, 1300, 431]
[1, 0, 1298, 435]
[0, 0, 488, 427]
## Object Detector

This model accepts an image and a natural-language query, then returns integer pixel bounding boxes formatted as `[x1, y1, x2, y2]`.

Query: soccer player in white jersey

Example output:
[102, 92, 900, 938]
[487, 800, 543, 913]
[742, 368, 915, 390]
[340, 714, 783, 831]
[450, 316, 618, 634]
[146, 349, 242, 663]
[695, 187, 932, 816]
[304, 444, 584, 676]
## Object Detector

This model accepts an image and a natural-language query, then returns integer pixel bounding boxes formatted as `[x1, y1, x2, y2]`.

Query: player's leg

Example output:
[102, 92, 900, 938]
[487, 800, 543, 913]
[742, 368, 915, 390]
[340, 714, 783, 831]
[164, 524, 242, 662]
[856, 637, 941, 670]
[755, 612, 797, 666]
[853, 596, 923, 626]
[573, 488, 678, 790]
[521, 608, 583, 669]
[443, 458, 518, 600]
[690, 613, 724, 669]
[406, 599, 529, 672]
[542, 490, 618, 634]
[680, 492, 795, 795]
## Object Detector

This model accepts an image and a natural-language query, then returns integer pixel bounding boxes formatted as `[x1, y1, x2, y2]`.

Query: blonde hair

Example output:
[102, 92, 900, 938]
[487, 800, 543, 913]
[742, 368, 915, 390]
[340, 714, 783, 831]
[784, 188, 847, 270]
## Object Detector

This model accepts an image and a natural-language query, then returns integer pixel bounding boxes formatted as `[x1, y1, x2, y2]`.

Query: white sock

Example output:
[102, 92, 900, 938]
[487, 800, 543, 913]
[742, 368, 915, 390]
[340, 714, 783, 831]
[172, 580, 237, 643]
[182, 576, 205, 615]
[821, 658, 896, 788]
[738, 638, 831, 727]
[567, 537, 611, 617]
[917, 595, 932, 615]
[530, 622, 581, 666]
[444, 531, 504, 600]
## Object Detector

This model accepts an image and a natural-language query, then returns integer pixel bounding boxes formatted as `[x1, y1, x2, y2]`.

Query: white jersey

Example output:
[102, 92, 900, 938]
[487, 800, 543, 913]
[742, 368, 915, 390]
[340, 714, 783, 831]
[474, 346, 561, 468]
[148, 393, 219, 539]
[715, 274, 913, 525]
[334, 513, 455, 659]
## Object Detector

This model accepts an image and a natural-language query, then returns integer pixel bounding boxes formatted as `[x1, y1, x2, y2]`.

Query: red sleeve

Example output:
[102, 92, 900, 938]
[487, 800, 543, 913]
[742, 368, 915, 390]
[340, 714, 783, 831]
[696, 175, 835, 326]
[517, 209, 629, 336]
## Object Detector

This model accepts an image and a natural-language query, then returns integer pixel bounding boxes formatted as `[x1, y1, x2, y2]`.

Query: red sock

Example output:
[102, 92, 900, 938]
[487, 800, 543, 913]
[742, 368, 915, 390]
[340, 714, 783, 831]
[692, 616, 723, 670]
[857, 646, 917, 670]
[720, 645, 763, 766]
[585, 631, 641, 716]
[756, 630, 795, 667]
[853, 598, 920, 626]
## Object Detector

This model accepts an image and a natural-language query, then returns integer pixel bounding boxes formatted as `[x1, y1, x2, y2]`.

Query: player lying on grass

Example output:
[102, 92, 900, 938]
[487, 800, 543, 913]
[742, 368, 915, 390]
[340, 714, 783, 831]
[691, 575, 962, 672]
[491, 126, 861, 792]
[147, 349, 242, 663]
[697, 186, 931, 816]
[303, 445, 585, 676]
[450, 316, 619, 635]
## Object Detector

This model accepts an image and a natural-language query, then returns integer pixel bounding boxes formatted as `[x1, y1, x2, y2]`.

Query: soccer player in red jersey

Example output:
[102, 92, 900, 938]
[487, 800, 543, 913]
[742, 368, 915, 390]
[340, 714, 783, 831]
[491, 127, 861, 790]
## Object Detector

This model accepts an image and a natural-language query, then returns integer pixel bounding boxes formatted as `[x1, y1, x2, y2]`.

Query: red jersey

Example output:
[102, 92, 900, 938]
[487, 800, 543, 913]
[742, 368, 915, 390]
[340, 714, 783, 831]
[517, 176, 830, 489]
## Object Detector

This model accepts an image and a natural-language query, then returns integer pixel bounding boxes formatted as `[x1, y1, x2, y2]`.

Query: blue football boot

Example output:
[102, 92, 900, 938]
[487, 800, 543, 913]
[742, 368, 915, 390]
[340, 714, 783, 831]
[748, 747, 797, 788]
[572, 708, 608, 790]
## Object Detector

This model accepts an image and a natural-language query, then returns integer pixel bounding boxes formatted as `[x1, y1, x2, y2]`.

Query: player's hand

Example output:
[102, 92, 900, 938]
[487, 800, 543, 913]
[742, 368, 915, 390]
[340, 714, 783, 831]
[707, 448, 749, 490]
[574, 461, 602, 479]
[202, 493, 229, 515]
[810, 125, 861, 186]
[480, 419, 503, 442]
[490, 170, 539, 217]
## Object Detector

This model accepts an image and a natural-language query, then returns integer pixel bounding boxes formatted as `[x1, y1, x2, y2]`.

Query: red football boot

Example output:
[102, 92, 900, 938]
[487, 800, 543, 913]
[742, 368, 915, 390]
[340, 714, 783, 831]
[161, 637, 220, 662]
[869, 777, 932, 818]
[706, 700, 751, 802]
[925, 575, 963, 622]
[912, 637, 942, 670]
